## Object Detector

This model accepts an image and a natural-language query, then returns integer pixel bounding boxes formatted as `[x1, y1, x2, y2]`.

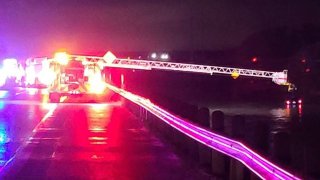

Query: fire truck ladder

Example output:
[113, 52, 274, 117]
[59, 54, 289, 86]
[104, 58, 288, 86]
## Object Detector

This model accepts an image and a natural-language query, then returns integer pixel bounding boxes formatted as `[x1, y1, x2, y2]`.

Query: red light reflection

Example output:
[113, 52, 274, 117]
[298, 104, 302, 117]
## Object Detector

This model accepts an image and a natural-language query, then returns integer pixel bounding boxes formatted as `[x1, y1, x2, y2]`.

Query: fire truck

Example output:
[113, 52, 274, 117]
[25, 52, 107, 102]
[0, 58, 24, 88]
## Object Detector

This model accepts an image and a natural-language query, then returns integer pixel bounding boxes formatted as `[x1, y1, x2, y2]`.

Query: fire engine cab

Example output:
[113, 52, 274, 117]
[49, 52, 107, 102]
[25, 52, 107, 102]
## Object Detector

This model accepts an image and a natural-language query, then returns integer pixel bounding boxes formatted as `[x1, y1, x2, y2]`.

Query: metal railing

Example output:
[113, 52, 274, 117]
[106, 83, 301, 180]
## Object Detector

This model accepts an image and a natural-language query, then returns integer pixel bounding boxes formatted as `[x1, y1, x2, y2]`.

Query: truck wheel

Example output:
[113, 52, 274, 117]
[49, 93, 60, 103]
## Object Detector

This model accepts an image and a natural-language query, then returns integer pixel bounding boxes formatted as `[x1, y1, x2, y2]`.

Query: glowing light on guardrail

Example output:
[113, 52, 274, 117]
[106, 84, 301, 180]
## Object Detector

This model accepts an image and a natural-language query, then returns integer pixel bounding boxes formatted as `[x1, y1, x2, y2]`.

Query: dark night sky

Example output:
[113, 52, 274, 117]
[0, 0, 320, 59]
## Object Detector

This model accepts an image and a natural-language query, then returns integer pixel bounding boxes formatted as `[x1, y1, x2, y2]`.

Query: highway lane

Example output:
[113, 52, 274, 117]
[0, 90, 207, 179]
[0, 88, 52, 167]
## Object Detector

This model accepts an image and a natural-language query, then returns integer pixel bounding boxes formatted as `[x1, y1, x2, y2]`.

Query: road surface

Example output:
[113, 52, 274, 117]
[0, 88, 207, 179]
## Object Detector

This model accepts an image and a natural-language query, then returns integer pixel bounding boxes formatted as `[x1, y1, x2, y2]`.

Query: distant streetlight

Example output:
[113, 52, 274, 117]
[151, 53, 157, 59]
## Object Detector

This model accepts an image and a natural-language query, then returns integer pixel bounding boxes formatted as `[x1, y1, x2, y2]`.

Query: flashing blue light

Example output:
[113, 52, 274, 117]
[0, 123, 8, 145]
[0, 101, 4, 110]
[0, 122, 9, 166]
[0, 132, 7, 144]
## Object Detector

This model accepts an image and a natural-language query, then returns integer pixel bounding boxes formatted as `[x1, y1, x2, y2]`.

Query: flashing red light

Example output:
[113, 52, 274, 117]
[251, 57, 258, 63]
[298, 99, 302, 104]
[54, 52, 69, 65]
[301, 59, 306, 63]
[286, 100, 291, 105]
[305, 68, 311, 72]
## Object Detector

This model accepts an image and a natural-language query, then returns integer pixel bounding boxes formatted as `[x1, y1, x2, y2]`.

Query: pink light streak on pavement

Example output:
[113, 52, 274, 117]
[106, 84, 301, 180]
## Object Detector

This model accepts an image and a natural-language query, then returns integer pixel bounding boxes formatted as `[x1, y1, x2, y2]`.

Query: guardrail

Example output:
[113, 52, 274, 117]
[106, 83, 301, 180]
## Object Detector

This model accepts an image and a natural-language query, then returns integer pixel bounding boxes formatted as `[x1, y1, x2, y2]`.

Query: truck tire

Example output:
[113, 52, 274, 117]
[49, 92, 60, 103]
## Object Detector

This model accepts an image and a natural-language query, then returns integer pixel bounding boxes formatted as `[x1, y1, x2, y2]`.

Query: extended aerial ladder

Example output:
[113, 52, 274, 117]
[66, 51, 292, 88]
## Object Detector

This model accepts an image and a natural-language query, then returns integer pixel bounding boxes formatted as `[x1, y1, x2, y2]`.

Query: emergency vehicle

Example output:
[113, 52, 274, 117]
[25, 52, 108, 102]
[0, 58, 24, 88]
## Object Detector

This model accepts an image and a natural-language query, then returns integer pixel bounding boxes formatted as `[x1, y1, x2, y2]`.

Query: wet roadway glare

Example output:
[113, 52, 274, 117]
[0, 88, 206, 179]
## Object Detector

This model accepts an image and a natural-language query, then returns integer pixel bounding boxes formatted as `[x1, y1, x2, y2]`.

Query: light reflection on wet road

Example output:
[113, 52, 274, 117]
[0, 90, 50, 167]
[0, 89, 206, 179]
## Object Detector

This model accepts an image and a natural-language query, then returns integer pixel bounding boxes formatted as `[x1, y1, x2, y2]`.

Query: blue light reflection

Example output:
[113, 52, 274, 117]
[0, 101, 5, 110]
[0, 122, 9, 166]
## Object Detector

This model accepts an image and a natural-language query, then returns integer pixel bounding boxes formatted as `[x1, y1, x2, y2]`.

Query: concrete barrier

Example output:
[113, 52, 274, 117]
[197, 107, 211, 169]
[211, 110, 224, 134]
[211, 110, 227, 178]
[229, 115, 251, 180]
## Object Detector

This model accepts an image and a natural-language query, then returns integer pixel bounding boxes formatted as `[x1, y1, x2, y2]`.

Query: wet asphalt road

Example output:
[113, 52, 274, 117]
[0, 88, 206, 179]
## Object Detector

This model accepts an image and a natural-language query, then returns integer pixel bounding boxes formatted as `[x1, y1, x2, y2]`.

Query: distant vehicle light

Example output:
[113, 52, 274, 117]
[160, 53, 169, 60]
[286, 98, 302, 106]
[151, 53, 157, 59]
[54, 52, 69, 65]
